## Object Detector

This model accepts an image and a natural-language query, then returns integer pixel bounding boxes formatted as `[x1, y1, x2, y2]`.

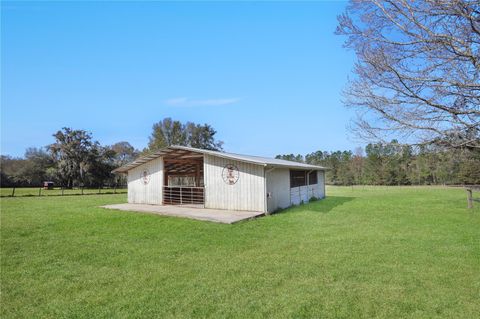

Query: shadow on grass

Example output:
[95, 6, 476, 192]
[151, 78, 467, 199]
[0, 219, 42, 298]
[272, 196, 356, 216]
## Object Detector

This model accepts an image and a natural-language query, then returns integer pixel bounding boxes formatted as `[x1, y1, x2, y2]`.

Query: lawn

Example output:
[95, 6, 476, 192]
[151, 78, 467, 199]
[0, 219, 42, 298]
[0, 187, 127, 197]
[1, 186, 479, 318]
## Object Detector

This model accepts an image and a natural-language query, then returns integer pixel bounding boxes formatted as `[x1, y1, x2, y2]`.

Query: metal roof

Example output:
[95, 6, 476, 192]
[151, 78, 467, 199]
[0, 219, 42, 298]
[112, 145, 327, 173]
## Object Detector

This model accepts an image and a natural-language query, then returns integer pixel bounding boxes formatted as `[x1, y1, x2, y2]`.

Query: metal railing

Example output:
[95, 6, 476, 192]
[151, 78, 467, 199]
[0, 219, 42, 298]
[163, 186, 205, 205]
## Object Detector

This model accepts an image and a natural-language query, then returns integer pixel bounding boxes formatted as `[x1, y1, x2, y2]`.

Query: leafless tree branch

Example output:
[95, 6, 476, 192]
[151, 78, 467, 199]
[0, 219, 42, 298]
[336, 0, 480, 149]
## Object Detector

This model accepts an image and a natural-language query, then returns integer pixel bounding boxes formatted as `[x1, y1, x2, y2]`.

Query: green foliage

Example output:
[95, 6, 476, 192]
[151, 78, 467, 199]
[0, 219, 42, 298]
[110, 141, 139, 185]
[147, 117, 223, 152]
[1, 129, 141, 188]
[0, 148, 54, 187]
[19, 148, 54, 185]
[1, 118, 224, 188]
[280, 140, 480, 186]
[49, 128, 96, 188]
[275, 154, 304, 162]
[110, 141, 138, 166]
[1, 156, 27, 187]
[1, 187, 479, 318]
[48, 128, 118, 188]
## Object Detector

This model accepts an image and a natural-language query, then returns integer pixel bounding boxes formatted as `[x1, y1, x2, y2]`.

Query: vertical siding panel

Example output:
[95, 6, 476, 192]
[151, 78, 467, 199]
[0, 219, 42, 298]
[204, 154, 265, 212]
[289, 170, 326, 206]
[266, 168, 290, 212]
[127, 157, 163, 205]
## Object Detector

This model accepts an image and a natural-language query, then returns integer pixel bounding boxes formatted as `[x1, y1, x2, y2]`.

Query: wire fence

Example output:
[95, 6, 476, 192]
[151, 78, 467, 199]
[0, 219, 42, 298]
[0, 186, 127, 198]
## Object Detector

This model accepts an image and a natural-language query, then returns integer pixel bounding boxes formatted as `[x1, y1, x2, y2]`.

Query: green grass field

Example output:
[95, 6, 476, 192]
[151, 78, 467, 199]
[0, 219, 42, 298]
[0, 187, 127, 197]
[1, 186, 479, 318]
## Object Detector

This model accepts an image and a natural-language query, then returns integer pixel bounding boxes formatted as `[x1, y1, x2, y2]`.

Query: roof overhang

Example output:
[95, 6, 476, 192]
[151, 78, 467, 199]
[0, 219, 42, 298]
[112, 145, 327, 173]
[112, 147, 203, 173]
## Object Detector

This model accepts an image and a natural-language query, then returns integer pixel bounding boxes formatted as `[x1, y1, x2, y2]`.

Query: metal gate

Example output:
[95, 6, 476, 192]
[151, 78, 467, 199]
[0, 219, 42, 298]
[163, 186, 205, 205]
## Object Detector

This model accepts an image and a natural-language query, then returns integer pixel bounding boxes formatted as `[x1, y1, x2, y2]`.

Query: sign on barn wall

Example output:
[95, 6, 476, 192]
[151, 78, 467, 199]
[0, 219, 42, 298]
[141, 169, 150, 185]
[222, 164, 239, 185]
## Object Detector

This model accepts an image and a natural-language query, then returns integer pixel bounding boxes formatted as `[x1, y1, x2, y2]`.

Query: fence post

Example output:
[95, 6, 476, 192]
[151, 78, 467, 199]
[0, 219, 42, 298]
[180, 187, 183, 205]
[39, 188, 42, 196]
[467, 188, 473, 209]
[12, 187, 15, 197]
[114, 184, 117, 194]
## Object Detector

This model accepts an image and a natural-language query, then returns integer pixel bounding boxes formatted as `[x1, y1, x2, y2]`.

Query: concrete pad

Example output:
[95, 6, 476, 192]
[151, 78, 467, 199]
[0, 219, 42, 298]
[101, 203, 264, 224]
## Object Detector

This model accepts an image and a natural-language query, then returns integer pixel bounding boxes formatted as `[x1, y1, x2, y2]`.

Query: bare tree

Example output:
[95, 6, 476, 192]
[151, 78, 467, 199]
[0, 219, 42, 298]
[336, 0, 480, 149]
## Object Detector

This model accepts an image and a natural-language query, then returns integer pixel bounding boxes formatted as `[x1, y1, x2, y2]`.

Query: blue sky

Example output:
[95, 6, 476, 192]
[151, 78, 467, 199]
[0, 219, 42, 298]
[2, 1, 357, 158]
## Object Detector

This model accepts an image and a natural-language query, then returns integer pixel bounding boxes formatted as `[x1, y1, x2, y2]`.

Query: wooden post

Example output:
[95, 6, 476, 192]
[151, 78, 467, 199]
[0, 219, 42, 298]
[114, 185, 117, 194]
[467, 188, 473, 209]
[11, 187, 15, 197]
[195, 162, 201, 187]
[38, 188, 41, 196]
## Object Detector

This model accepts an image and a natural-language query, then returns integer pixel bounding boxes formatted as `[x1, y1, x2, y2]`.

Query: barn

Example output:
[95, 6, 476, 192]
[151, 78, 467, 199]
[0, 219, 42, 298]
[113, 145, 327, 214]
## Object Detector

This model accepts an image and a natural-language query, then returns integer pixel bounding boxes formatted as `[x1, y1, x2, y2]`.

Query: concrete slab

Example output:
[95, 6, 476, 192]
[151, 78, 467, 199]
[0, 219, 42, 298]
[101, 203, 264, 224]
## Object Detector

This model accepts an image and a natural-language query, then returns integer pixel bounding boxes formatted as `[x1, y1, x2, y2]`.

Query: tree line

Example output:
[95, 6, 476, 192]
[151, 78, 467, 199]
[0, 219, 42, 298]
[0, 131, 139, 188]
[2, 118, 478, 188]
[276, 140, 480, 186]
[1, 118, 223, 188]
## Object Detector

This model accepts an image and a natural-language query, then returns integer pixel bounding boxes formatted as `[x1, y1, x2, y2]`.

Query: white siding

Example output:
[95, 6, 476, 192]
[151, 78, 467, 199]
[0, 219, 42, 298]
[127, 157, 164, 205]
[290, 185, 316, 205]
[266, 168, 291, 213]
[204, 154, 266, 212]
[290, 170, 325, 205]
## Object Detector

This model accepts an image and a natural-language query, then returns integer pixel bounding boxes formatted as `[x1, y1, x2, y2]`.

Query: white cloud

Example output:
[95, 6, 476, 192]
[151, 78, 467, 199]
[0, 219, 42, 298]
[165, 97, 240, 107]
